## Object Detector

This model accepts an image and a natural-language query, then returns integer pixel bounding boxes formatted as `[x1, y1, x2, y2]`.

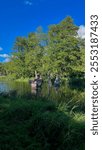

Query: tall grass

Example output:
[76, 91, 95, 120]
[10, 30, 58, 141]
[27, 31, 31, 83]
[0, 95, 84, 150]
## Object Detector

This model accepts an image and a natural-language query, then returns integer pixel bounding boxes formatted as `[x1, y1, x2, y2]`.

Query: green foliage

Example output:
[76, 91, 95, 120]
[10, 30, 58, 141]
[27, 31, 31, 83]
[0, 96, 84, 150]
[3, 16, 85, 86]
[0, 63, 6, 76]
[47, 17, 84, 76]
[0, 16, 85, 149]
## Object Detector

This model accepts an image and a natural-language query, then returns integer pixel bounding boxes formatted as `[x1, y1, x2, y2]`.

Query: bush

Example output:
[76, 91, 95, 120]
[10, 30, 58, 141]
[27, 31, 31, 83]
[0, 97, 85, 150]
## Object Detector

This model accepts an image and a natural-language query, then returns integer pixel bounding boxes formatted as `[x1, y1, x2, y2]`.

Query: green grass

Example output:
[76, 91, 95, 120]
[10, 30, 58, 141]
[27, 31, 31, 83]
[15, 78, 30, 82]
[0, 75, 31, 82]
[0, 96, 84, 150]
[0, 76, 7, 80]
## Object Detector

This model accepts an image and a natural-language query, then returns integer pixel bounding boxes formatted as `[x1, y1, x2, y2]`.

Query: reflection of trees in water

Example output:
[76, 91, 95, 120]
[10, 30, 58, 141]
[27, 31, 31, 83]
[0, 81, 31, 97]
[0, 81, 84, 105]
[14, 82, 31, 96]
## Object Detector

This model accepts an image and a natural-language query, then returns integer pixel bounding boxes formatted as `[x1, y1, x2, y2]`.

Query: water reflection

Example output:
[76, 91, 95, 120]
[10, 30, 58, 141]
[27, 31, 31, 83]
[0, 81, 12, 93]
[0, 80, 70, 101]
[0, 81, 31, 96]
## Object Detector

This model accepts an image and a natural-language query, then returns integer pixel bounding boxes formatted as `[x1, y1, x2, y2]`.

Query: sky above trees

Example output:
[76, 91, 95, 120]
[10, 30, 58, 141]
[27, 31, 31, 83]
[0, 0, 85, 62]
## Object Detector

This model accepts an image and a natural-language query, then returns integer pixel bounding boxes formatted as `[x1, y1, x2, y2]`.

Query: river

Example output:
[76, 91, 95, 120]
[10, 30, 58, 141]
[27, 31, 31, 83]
[0, 80, 71, 101]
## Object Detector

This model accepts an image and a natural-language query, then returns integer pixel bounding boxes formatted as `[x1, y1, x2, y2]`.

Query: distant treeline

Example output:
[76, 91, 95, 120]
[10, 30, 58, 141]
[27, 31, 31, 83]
[0, 16, 85, 82]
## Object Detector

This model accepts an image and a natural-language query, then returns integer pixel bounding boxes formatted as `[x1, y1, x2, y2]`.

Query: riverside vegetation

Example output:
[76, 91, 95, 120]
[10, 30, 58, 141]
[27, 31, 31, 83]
[0, 16, 84, 80]
[0, 91, 84, 150]
[0, 16, 85, 150]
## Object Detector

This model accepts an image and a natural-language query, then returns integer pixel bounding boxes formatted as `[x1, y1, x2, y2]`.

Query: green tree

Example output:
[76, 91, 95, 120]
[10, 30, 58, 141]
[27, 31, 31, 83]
[47, 16, 84, 77]
[3, 16, 85, 82]
[0, 63, 6, 76]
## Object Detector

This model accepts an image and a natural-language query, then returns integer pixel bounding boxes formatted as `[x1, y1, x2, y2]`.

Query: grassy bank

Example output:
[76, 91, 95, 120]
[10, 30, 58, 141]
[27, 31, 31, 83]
[0, 76, 7, 80]
[0, 76, 30, 82]
[0, 96, 84, 150]
[15, 78, 30, 82]
[0, 76, 33, 83]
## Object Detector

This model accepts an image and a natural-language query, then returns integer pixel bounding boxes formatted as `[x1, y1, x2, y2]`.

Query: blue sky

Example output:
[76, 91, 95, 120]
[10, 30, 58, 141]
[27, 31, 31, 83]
[0, 0, 85, 62]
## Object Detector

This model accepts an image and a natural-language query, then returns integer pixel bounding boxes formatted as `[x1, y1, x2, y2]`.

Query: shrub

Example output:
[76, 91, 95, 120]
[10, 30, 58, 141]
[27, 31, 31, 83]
[0, 97, 85, 150]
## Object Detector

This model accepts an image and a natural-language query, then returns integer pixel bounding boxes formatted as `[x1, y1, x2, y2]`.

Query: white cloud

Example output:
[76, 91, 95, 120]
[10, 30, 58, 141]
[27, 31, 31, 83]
[0, 54, 11, 62]
[24, 0, 33, 6]
[4, 58, 11, 62]
[0, 47, 3, 51]
[78, 25, 85, 39]
[0, 54, 9, 58]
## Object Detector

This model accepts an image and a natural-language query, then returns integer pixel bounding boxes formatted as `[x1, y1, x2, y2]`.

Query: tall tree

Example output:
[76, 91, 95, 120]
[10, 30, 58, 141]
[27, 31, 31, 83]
[47, 16, 84, 77]
[3, 16, 85, 81]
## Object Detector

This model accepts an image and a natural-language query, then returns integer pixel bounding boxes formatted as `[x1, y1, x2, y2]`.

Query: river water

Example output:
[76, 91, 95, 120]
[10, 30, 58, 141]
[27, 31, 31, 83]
[0, 80, 71, 101]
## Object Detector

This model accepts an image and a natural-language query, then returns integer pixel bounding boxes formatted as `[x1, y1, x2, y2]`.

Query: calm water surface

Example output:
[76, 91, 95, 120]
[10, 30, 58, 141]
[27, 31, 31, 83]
[0, 80, 70, 101]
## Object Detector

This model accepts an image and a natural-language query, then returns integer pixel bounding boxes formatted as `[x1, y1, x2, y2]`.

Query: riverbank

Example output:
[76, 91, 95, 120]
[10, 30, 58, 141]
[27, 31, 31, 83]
[0, 96, 85, 150]
[0, 76, 31, 82]
[0, 76, 6, 80]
